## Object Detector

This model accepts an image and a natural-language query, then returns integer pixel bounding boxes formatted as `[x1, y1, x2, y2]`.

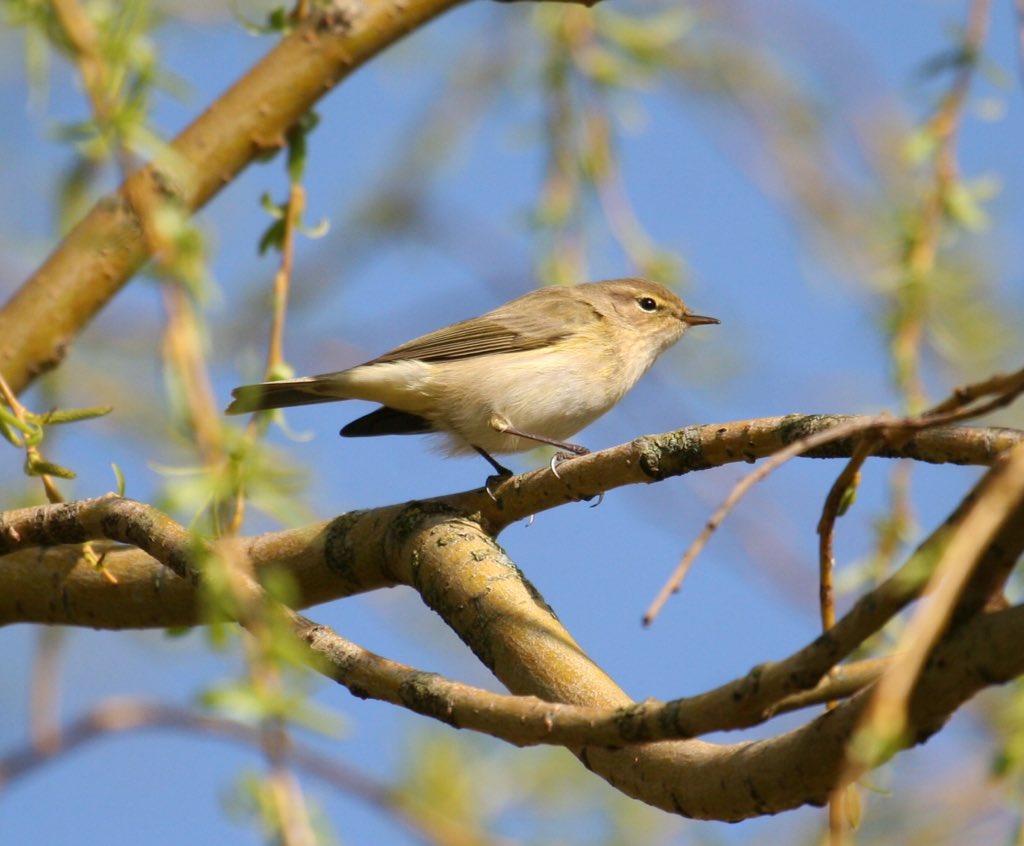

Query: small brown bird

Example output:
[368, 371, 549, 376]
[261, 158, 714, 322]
[227, 278, 718, 474]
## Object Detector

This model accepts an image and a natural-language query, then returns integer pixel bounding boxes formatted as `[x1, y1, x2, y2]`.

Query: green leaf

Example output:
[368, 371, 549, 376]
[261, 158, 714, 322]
[0, 418, 24, 447]
[259, 191, 285, 219]
[201, 683, 265, 724]
[25, 456, 77, 479]
[112, 463, 126, 497]
[285, 112, 319, 181]
[579, 44, 634, 87]
[265, 362, 295, 383]
[0, 406, 35, 436]
[22, 424, 45, 448]
[944, 181, 989, 231]
[39, 405, 113, 425]
[837, 482, 858, 517]
[599, 8, 694, 55]
[257, 219, 286, 255]
[904, 126, 937, 164]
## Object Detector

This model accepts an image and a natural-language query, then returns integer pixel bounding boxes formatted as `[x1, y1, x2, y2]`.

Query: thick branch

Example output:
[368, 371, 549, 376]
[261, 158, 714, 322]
[2, 417, 1019, 628]
[372, 503, 1024, 819]
[479, 414, 1023, 533]
[3, 426, 1024, 820]
[300, 612, 890, 745]
[0, 491, 889, 746]
[660, 444, 1024, 734]
[0, 495, 196, 580]
[671, 602, 1024, 820]
[0, 497, 405, 628]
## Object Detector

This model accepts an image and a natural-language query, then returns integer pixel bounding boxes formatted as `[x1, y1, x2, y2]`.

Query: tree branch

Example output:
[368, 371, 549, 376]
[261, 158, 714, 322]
[481, 412, 1023, 534]
[2, 416, 1019, 628]
[3, 416, 1024, 821]
[361, 462, 1024, 819]
[0, 697, 514, 846]
[298, 562, 1024, 819]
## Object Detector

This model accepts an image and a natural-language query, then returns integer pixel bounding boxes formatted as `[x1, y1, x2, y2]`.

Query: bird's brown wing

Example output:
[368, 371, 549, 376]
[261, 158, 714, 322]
[367, 288, 597, 364]
[367, 316, 555, 363]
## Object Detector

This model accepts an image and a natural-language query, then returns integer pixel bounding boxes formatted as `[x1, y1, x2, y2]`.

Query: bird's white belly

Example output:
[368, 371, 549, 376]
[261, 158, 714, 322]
[425, 350, 624, 455]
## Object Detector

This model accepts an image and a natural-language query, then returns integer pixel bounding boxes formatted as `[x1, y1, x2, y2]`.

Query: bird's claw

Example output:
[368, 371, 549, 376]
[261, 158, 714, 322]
[549, 452, 566, 479]
[484, 470, 513, 502]
[548, 450, 601, 506]
[549, 448, 589, 480]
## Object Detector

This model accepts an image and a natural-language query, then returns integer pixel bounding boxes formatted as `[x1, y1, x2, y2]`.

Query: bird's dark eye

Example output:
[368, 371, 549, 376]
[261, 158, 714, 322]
[637, 297, 658, 312]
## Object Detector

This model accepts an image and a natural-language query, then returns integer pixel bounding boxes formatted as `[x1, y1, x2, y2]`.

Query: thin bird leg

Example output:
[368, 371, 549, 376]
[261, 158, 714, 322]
[484, 419, 599, 504]
[474, 446, 512, 477]
[489, 422, 602, 507]
[487, 416, 590, 457]
[499, 426, 590, 456]
[474, 446, 514, 503]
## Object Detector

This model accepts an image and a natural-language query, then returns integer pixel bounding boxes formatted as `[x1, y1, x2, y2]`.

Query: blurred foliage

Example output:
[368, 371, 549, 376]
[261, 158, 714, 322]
[1, 1, 1023, 844]
[5, 0, 182, 227]
[0, 380, 112, 498]
[397, 731, 681, 845]
[224, 769, 335, 845]
[529, 6, 692, 285]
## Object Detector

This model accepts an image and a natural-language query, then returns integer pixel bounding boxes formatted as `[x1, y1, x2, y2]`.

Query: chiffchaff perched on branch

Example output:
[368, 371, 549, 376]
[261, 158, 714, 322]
[227, 278, 718, 476]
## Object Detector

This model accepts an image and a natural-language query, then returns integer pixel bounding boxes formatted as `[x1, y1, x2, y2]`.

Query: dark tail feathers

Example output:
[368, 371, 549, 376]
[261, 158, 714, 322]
[225, 380, 341, 414]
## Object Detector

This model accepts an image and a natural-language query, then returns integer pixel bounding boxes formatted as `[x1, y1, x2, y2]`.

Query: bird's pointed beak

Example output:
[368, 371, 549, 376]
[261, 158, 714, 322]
[681, 312, 720, 327]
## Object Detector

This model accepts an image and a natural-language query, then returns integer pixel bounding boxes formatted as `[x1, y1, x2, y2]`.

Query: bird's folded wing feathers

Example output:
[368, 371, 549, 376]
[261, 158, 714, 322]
[368, 292, 595, 364]
[368, 317, 553, 363]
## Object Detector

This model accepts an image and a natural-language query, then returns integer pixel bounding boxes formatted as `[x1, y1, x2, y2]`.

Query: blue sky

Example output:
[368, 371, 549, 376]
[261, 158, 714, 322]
[1, 2, 1022, 843]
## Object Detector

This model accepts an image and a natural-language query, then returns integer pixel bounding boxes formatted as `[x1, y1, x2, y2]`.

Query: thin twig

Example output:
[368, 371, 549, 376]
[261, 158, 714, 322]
[643, 365, 1024, 626]
[890, 0, 991, 410]
[817, 437, 879, 632]
[642, 418, 897, 626]
[846, 441, 1024, 779]
[0, 698, 513, 846]
[229, 177, 306, 535]
[266, 183, 303, 378]
[818, 437, 877, 845]
[0, 372, 63, 504]
[29, 628, 65, 753]
[0, 371, 117, 582]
